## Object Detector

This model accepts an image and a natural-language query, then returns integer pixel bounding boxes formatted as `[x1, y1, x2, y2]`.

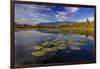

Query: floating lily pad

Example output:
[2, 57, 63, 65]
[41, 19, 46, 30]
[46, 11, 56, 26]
[56, 40, 65, 44]
[33, 45, 43, 50]
[43, 48, 54, 52]
[54, 42, 59, 46]
[32, 50, 46, 57]
[57, 45, 66, 50]
[67, 41, 75, 45]
[42, 41, 49, 46]
[67, 38, 73, 41]
[44, 47, 58, 52]
[75, 42, 87, 46]
[70, 46, 80, 50]
[52, 47, 58, 52]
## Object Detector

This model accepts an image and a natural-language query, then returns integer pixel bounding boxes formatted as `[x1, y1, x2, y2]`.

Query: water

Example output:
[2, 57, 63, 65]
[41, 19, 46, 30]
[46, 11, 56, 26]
[15, 30, 95, 65]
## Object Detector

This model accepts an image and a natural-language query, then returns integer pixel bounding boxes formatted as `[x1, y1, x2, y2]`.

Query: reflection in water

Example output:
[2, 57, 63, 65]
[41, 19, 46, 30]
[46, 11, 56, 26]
[15, 30, 95, 65]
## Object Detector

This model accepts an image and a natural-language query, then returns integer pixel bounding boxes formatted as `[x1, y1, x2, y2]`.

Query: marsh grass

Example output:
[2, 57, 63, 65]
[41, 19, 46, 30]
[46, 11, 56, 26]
[15, 21, 94, 37]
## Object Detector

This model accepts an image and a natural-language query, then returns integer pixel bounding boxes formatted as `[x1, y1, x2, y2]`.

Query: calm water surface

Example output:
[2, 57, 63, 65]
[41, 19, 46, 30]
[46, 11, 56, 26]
[15, 30, 95, 65]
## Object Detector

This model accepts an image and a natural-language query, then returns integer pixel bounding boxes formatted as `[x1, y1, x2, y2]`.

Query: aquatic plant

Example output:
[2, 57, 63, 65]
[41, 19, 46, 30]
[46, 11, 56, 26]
[42, 41, 49, 46]
[67, 38, 73, 41]
[32, 50, 46, 57]
[52, 47, 58, 52]
[43, 47, 58, 52]
[57, 44, 66, 50]
[67, 40, 75, 45]
[75, 42, 87, 46]
[54, 42, 59, 46]
[57, 40, 65, 44]
[70, 46, 80, 50]
[33, 45, 43, 50]
[32, 37, 86, 58]
[43, 48, 54, 52]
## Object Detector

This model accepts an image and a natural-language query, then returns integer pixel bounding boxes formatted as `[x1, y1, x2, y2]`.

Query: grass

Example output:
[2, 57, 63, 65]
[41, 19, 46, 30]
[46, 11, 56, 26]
[15, 21, 94, 37]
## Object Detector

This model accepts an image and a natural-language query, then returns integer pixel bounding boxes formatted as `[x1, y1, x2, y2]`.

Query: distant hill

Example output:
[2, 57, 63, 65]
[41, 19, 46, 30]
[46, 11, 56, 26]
[36, 21, 78, 26]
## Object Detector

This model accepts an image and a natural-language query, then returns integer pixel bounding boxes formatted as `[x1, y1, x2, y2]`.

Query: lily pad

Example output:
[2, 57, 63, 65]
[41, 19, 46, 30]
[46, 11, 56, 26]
[44, 48, 54, 52]
[70, 46, 80, 50]
[67, 41, 75, 45]
[75, 42, 87, 46]
[33, 45, 43, 50]
[32, 50, 46, 57]
[44, 47, 58, 52]
[67, 38, 73, 41]
[56, 40, 65, 44]
[52, 47, 58, 52]
[42, 41, 49, 46]
[57, 45, 66, 50]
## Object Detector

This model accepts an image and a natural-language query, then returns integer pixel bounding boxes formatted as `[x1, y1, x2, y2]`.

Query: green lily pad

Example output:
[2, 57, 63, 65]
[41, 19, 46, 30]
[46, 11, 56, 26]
[67, 41, 75, 45]
[70, 46, 80, 50]
[42, 41, 49, 46]
[52, 47, 58, 52]
[75, 42, 87, 45]
[57, 45, 66, 50]
[54, 42, 59, 46]
[33, 45, 43, 50]
[44, 47, 58, 52]
[32, 50, 46, 57]
[67, 38, 73, 41]
[44, 48, 53, 52]
[57, 40, 65, 44]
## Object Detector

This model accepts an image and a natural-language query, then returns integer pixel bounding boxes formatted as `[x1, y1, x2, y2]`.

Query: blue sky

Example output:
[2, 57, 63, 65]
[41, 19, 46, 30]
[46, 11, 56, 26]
[15, 4, 95, 25]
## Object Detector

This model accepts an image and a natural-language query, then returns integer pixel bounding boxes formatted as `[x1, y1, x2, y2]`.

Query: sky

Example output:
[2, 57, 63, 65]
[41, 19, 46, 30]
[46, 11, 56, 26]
[15, 3, 95, 25]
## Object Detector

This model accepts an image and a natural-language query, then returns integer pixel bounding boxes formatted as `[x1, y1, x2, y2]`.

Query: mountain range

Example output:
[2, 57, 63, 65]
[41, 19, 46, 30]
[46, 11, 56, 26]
[36, 21, 78, 26]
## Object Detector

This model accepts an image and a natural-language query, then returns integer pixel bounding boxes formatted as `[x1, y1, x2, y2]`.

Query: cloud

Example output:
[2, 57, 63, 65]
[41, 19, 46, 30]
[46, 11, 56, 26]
[15, 4, 94, 24]
[65, 7, 80, 13]
[88, 17, 94, 21]
[55, 7, 80, 22]
[55, 11, 69, 21]
[15, 4, 81, 24]
[78, 17, 94, 22]
[15, 4, 55, 24]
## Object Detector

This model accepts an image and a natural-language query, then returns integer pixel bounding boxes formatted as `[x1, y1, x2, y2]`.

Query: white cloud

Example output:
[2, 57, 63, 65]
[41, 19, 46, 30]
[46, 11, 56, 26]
[15, 4, 83, 24]
[78, 17, 94, 22]
[78, 19, 86, 22]
[55, 11, 68, 21]
[88, 17, 94, 21]
[65, 7, 80, 13]
[15, 4, 54, 24]
[55, 7, 80, 22]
